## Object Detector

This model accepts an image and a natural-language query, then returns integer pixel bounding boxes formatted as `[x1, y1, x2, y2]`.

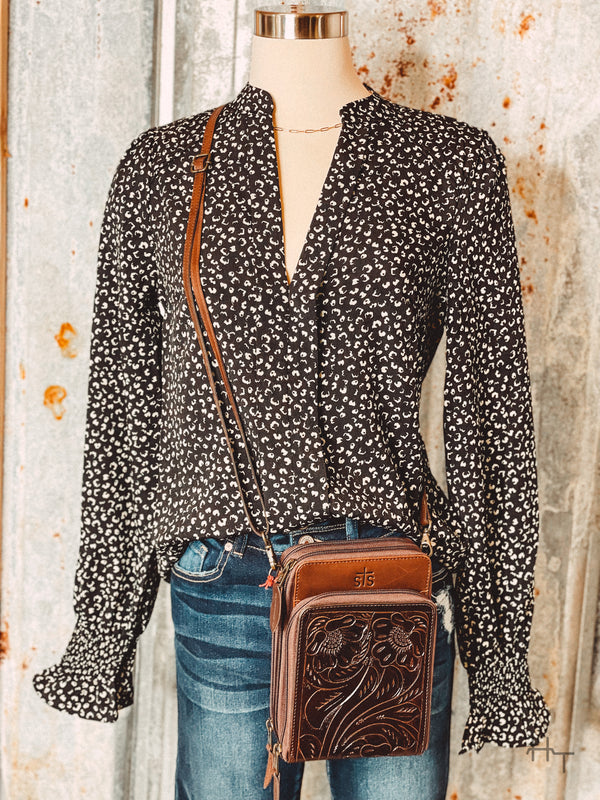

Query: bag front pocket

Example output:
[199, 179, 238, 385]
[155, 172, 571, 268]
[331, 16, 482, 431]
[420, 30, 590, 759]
[273, 589, 437, 763]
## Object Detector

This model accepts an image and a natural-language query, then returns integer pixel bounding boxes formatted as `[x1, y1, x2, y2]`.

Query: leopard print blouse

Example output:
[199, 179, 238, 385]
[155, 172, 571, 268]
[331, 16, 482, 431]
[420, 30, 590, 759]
[32, 80, 550, 754]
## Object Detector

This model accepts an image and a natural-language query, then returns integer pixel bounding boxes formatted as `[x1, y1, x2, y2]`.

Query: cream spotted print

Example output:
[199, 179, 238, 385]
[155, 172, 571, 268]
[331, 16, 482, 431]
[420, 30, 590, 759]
[33, 81, 550, 753]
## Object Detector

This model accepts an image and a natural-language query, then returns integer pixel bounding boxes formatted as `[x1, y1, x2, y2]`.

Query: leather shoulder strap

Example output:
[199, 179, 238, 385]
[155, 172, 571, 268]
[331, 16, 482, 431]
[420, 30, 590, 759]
[182, 103, 277, 569]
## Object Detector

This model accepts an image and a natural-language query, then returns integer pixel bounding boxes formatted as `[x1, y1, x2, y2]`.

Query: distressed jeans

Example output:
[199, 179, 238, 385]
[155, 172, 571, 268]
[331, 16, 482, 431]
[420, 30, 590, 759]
[170, 516, 456, 800]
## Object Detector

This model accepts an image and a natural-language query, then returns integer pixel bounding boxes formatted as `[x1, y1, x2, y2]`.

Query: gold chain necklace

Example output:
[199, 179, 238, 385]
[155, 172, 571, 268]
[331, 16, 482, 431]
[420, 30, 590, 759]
[273, 122, 343, 133]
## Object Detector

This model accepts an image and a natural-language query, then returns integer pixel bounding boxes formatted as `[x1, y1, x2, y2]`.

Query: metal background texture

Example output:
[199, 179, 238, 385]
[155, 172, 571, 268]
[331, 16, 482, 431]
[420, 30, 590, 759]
[2, 1, 599, 798]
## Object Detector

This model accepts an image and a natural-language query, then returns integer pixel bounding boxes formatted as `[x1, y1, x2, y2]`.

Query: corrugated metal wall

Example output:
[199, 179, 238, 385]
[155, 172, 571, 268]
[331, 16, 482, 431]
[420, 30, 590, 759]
[2, 1, 599, 798]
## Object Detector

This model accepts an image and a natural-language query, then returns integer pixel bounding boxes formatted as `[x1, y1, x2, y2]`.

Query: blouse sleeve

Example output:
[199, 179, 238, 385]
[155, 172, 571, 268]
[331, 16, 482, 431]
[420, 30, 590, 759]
[443, 131, 551, 753]
[32, 129, 163, 722]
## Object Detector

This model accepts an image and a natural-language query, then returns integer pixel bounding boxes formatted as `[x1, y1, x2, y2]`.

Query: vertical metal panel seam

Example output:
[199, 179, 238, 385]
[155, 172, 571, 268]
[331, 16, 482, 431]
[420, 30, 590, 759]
[0, 0, 8, 623]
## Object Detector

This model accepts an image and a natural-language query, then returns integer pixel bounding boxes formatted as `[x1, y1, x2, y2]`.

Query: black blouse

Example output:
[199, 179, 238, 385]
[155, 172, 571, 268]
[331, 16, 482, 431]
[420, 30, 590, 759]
[32, 80, 550, 753]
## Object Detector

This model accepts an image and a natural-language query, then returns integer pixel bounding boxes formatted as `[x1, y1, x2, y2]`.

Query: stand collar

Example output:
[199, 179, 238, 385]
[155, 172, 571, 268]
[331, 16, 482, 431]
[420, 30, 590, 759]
[229, 80, 386, 127]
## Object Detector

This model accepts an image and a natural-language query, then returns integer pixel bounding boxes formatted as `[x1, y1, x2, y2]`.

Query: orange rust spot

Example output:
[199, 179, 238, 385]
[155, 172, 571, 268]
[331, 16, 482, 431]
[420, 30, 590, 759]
[53, 531, 61, 539]
[518, 14, 535, 37]
[534, 587, 540, 596]
[431, 96, 441, 109]
[0, 620, 8, 663]
[19, 362, 25, 380]
[525, 208, 538, 224]
[89, 220, 93, 226]
[24, 197, 29, 207]
[450, 793, 458, 800]
[537, 143, 545, 154]
[54, 322, 78, 358]
[515, 176, 528, 200]
[406, 34, 416, 45]
[515, 795, 523, 799]
[427, 0, 447, 18]
[395, 56, 416, 78]
[442, 64, 457, 91]
[43, 385, 67, 420]
[503, 97, 511, 108]
[540, 121, 546, 129]
[522, 281, 534, 296]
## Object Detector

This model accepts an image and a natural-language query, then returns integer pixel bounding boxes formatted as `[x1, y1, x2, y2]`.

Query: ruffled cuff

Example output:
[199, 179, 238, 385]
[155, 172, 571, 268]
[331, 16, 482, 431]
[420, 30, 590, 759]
[32, 616, 136, 722]
[459, 652, 551, 754]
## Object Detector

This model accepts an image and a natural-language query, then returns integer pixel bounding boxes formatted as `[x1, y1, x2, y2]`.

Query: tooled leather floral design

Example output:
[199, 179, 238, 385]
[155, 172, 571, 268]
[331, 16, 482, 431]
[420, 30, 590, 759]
[305, 613, 367, 682]
[296, 606, 435, 760]
[372, 611, 428, 671]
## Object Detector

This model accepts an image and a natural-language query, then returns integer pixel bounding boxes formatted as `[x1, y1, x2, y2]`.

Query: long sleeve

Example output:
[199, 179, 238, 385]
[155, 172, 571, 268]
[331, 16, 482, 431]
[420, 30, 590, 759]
[443, 131, 551, 753]
[32, 129, 163, 722]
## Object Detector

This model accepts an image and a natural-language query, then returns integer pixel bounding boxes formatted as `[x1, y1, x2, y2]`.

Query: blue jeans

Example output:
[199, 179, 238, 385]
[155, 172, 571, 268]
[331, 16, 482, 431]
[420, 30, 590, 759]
[170, 516, 456, 800]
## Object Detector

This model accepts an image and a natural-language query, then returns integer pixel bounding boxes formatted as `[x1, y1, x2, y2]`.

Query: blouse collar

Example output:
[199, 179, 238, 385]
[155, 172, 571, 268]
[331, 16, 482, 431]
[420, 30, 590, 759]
[229, 80, 386, 128]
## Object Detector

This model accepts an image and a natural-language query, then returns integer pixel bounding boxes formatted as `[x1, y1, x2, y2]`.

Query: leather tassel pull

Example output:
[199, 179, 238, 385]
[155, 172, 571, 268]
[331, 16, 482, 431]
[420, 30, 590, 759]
[263, 743, 275, 789]
[263, 742, 282, 793]
[264, 720, 281, 791]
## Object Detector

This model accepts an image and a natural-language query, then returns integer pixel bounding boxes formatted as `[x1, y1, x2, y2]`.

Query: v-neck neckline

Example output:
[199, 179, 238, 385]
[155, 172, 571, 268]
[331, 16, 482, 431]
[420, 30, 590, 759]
[273, 119, 346, 292]
[230, 80, 385, 303]
[267, 85, 378, 292]
[241, 81, 381, 296]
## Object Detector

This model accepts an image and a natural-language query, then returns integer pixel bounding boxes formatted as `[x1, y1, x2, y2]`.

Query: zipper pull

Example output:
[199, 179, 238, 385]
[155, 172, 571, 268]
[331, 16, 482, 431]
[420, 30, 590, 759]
[259, 572, 276, 589]
[269, 559, 296, 631]
[269, 580, 282, 632]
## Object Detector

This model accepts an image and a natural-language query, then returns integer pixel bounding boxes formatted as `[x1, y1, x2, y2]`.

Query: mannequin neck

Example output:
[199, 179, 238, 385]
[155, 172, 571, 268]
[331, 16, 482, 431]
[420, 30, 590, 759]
[247, 35, 370, 127]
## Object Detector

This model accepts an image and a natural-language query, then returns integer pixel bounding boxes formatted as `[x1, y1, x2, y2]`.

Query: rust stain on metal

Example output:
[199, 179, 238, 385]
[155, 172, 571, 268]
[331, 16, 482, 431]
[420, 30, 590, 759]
[0, 619, 9, 663]
[517, 14, 536, 38]
[503, 96, 511, 108]
[24, 197, 28, 207]
[395, 57, 417, 78]
[427, 0, 447, 18]
[525, 208, 539, 224]
[55, 322, 78, 358]
[19, 362, 25, 379]
[442, 64, 457, 92]
[43, 385, 67, 419]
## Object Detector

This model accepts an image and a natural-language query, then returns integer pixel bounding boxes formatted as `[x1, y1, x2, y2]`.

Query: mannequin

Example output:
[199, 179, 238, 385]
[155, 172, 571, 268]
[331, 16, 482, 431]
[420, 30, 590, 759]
[247, 3, 371, 284]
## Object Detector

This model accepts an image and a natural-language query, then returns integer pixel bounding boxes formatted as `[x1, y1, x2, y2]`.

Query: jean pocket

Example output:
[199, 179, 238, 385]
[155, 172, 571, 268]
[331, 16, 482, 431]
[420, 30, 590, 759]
[171, 538, 233, 582]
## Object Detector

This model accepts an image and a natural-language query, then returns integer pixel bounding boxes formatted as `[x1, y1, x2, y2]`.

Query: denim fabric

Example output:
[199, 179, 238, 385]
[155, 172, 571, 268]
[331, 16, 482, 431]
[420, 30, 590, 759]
[170, 517, 456, 800]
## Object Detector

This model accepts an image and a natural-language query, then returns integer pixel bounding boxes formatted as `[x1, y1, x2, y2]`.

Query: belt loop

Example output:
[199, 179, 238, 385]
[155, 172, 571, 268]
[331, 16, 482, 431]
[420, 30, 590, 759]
[345, 517, 359, 540]
[232, 531, 249, 558]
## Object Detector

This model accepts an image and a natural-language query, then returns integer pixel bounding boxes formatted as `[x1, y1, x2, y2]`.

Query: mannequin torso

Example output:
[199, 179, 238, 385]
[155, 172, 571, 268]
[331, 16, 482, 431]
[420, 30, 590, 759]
[247, 34, 371, 285]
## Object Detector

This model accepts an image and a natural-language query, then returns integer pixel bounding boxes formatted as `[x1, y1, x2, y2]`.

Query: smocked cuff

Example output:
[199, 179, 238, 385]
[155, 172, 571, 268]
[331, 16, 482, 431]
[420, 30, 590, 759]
[32, 617, 136, 723]
[459, 653, 551, 754]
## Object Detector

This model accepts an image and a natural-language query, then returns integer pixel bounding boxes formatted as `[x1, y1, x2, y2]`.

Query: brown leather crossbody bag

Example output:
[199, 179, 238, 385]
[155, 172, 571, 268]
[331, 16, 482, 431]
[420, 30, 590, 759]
[183, 103, 439, 798]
